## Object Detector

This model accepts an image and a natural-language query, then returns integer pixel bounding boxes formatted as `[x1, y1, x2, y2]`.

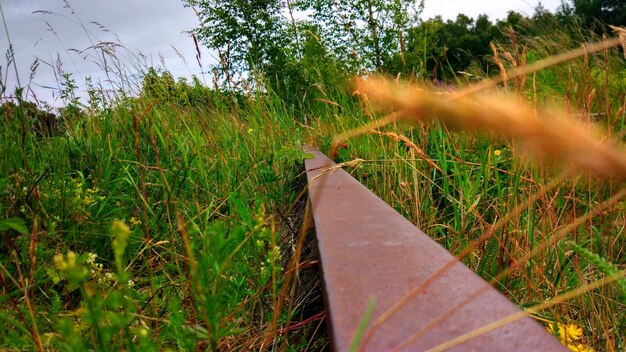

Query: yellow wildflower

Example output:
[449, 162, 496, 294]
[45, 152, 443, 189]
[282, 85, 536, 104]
[564, 324, 583, 341]
[53, 253, 65, 269]
[129, 217, 141, 226]
[54, 251, 77, 270]
[66, 251, 77, 268]
[83, 194, 95, 205]
[547, 322, 592, 352]
[494, 149, 502, 157]
[247, 128, 254, 135]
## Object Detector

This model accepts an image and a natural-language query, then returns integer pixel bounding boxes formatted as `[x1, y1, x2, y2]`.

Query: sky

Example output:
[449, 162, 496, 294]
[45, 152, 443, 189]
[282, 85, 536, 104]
[0, 0, 565, 108]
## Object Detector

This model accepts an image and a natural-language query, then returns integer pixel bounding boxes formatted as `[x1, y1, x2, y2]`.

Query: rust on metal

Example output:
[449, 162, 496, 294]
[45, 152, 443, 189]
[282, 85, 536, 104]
[304, 147, 566, 352]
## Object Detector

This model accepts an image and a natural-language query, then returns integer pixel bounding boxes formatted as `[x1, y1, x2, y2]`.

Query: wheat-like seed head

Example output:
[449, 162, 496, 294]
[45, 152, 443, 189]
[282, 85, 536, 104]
[355, 76, 626, 180]
[609, 25, 626, 58]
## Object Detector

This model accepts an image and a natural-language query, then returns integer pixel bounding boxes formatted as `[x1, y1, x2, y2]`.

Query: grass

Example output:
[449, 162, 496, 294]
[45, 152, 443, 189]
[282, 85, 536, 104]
[330, 33, 626, 351]
[0, 76, 333, 350]
[1, 8, 626, 352]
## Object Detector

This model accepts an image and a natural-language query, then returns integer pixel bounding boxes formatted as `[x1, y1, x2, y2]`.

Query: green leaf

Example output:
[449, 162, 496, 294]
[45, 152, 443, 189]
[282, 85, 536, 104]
[348, 297, 376, 352]
[0, 217, 29, 234]
[569, 241, 626, 305]
[46, 267, 62, 285]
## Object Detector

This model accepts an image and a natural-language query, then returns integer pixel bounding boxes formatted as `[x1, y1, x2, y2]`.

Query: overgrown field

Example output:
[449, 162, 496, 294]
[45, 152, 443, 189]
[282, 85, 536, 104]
[2, 14, 626, 352]
[1, 79, 337, 350]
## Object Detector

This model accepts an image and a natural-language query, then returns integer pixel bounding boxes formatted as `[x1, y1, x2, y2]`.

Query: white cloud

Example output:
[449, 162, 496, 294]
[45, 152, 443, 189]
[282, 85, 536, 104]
[1, 0, 204, 106]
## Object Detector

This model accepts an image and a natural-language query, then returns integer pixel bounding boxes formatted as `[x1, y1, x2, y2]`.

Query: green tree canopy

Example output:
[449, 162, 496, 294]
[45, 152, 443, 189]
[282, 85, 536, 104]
[183, 0, 286, 85]
[572, 0, 626, 27]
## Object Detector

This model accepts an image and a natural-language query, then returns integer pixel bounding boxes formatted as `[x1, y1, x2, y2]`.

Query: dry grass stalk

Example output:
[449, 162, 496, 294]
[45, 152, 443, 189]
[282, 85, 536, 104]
[612, 95, 626, 133]
[519, 45, 527, 94]
[609, 25, 626, 58]
[463, 36, 623, 98]
[368, 130, 443, 173]
[358, 170, 571, 351]
[386, 185, 626, 352]
[330, 111, 404, 156]
[333, 35, 624, 161]
[313, 98, 340, 107]
[490, 41, 507, 86]
[341, 32, 626, 351]
[312, 158, 366, 180]
[355, 77, 626, 180]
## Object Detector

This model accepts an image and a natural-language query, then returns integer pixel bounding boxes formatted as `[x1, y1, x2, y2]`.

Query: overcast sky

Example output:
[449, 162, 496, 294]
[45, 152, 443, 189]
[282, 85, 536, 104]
[0, 0, 564, 107]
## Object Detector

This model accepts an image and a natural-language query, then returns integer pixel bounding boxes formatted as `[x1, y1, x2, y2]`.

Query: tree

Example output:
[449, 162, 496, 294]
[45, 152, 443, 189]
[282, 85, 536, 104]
[182, 0, 286, 86]
[572, 0, 626, 27]
[402, 16, 447, 78]
[300, 0, 424, 71]
[184, 0, 355, 115]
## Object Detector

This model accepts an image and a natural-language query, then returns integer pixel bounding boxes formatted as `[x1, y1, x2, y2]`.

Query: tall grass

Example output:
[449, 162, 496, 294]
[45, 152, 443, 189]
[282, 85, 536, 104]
[2, 4, 626, 352]
[328, 29, 626, 351]
[0, 64, 334, 349]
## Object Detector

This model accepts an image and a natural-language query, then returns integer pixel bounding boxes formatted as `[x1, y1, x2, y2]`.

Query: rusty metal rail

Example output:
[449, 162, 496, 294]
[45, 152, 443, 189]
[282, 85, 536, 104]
[304, 147, 565, 351]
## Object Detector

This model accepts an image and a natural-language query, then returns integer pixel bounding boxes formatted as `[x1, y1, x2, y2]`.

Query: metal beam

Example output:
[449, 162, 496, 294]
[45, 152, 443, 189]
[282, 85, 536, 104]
[305, 147, 566, 351]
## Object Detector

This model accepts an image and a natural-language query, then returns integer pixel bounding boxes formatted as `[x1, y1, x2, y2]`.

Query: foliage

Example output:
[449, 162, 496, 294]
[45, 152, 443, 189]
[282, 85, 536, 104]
[183, 0, 286, 85]
[569, 241, 626, 304]
[139, 68, 245, 111]
[395, 13, 501, 80]
[182, 0, 623, 86]
[2, 0, 626, 351]
[573, 0, 626, 27]
[0, 71, 325, 350]
[299, 0, 424, 71]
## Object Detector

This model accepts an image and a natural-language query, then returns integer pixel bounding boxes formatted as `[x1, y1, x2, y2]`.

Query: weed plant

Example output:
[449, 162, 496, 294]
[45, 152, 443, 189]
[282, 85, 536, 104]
[329, 28, 626, 351]
[0, 63, 331, 349]
[1, 5, 626, 352]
